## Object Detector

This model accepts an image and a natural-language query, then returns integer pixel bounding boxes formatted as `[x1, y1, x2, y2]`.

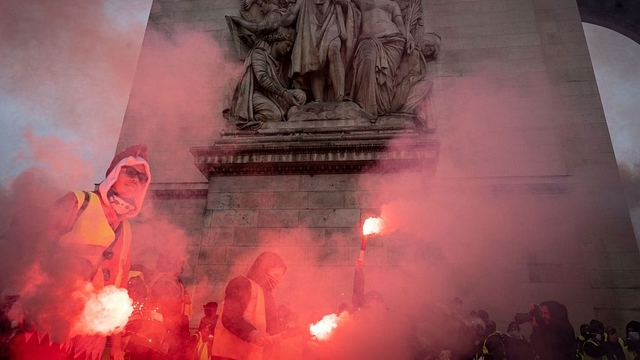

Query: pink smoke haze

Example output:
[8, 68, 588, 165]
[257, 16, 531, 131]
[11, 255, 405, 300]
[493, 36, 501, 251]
[122, 28, 242, 183]
[0, 0, 150, 182]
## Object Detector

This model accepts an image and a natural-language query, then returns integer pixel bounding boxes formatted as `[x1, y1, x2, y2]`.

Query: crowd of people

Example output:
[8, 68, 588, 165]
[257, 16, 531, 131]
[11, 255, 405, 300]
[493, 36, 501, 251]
[421, 299, 640, 360]
[1, 144, 639, 360]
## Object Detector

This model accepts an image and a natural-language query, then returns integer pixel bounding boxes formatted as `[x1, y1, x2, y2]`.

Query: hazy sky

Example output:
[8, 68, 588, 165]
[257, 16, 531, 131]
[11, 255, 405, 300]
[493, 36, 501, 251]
[0, 2, 639, 239]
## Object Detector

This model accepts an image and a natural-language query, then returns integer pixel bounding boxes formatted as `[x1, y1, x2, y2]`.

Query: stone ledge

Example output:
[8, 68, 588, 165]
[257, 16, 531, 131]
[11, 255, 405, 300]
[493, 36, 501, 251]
[191, 134, 439, 177]
[147, 183, 210, 199]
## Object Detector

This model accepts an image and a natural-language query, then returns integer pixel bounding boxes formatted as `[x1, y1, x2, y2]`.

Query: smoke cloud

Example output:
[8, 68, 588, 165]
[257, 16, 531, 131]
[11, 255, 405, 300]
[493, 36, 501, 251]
[0, 0, 151, 183]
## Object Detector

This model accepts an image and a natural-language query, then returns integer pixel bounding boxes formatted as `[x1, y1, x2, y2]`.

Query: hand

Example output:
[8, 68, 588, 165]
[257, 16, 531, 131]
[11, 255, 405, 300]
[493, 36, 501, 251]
[110, 346, 124, 360]
[291, 89, 306, 105]
[253, 331, 275, 347]
[282, 91, 297, 106]
[355, 259, 364, 270]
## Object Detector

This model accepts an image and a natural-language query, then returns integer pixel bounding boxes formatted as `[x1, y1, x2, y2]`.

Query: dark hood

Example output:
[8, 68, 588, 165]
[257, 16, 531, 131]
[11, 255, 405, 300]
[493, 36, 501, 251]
[246, 251, 287, 291]
[540, 300, 569, 323]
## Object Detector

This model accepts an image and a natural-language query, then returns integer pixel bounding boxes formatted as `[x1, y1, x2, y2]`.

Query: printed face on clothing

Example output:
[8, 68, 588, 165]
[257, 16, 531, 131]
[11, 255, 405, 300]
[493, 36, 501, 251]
[265, 266, 286, 290]
[540, 305, 551, 325]
[113, 164, 147, 199]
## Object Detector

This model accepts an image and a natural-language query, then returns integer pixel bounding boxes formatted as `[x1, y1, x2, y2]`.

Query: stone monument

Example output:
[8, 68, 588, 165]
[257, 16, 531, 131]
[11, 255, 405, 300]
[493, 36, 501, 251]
[119, 0, 639, 334]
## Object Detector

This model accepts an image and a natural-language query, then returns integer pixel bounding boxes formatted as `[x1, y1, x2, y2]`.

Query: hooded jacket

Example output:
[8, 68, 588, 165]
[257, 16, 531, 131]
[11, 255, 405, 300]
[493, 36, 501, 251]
[530, 301, 576, 360]
[212, 252, 287, 360]
[57, 144, 150, 288]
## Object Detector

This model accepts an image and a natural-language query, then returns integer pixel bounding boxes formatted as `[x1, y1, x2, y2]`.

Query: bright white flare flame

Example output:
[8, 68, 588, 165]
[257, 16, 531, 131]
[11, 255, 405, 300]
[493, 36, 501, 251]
[362, 217, 384, 236]
[309, 312, 349, 341]
[72, 284, 133, 337]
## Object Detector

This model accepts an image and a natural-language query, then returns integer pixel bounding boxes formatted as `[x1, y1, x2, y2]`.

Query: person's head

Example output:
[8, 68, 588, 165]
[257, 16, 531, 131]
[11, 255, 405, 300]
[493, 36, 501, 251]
[540, 305, 551, 325]
[203, 302, 218, 316]
[112, 164, 147, 199]
[127, 272, 148, 302]
[469, 316, 485, 335]
[580, 323, 590, 337]
[507, 322, 520, 337]
[246, 251, 287, 291]
[589, 319, 605, 341]
[484, 319, 496, 335]
[539, 300, 569, 326]
[627, 320, 640, 343]
[476, 310, 489, 322]
[263, 27, 295, 56]
[99, 144, 150, 218]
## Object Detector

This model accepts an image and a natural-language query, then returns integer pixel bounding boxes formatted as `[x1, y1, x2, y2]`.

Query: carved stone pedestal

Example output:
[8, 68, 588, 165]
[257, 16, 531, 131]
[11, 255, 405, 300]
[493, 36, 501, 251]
[191, 113, 439, 177]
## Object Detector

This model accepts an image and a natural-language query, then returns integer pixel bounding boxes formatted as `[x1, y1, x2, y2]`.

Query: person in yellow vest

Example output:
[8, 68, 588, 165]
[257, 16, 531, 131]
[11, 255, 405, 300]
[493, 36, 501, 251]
[583, 319, 607, 360]
[626, 321, 640, 360]
[147, 255, 193, 359]
[211, 251, 287, 360]
[11, 144, 151, 360]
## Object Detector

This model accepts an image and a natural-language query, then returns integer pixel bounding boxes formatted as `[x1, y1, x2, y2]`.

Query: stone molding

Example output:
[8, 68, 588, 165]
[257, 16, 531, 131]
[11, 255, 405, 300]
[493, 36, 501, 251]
[146, 183, 209, 199]
[191, 134, 440, 177]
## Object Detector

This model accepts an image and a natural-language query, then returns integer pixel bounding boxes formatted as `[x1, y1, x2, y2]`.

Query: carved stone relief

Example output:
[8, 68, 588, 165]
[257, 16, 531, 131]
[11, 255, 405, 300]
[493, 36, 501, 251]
[223, 0, 441, 133]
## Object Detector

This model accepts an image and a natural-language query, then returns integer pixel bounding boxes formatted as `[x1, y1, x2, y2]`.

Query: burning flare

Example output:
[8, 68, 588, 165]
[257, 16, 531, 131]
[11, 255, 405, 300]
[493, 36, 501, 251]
[362, 217, 384, 236]
[71, 283, 133, 337]
[309, 312, 350, 341]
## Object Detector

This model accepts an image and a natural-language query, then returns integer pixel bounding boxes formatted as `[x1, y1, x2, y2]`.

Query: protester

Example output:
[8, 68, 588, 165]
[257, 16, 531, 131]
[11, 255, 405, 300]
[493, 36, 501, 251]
[605, 326, 627, 360]
[504, 322, 535, 360]
[583, 319, 607, 360]
[626, 321, 640, 360]
[123, 269, 168, 359]
[211, 251, 287, 360]
[199, 301, 219, 339]
[199, 301, 219, 357]
[481, 326, 506, 360]
[147, 255, 193, 360]
[577, 323, 590, 355]
[9, 144, 151, 360]
[529, 300, 576, 360]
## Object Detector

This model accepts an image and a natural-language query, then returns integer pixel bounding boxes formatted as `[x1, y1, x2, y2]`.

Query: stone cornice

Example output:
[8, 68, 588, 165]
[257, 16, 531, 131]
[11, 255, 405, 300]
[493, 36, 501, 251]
[146, 183, 209, 199]
[191, 134, 439, 177]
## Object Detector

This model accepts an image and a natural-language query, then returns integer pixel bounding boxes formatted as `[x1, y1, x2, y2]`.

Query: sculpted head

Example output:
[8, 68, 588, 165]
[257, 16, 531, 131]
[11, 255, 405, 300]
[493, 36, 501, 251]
[263, 27, 296, 56]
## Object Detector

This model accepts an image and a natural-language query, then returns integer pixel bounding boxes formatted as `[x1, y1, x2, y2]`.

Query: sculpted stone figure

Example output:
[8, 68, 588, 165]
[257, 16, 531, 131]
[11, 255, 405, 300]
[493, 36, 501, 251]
[350, 0, 414, 117]
[223, 0, 440, 131]
[228, 0, 297, 39]
[288, 0, 361, 102]
[226, 27, 307, 130]
[391, 33, 441, 131]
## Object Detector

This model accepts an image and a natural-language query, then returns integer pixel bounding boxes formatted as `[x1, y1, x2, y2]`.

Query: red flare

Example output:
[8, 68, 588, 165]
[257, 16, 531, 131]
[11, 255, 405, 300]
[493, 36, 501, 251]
[71, 283, 133, 337]
[309, 312, 350, 341]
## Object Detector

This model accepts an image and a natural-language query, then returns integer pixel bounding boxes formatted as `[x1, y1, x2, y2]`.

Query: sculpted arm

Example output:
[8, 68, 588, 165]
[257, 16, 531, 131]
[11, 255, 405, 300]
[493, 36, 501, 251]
[281, 0, 302, 27]
[390, 1, 414, 52]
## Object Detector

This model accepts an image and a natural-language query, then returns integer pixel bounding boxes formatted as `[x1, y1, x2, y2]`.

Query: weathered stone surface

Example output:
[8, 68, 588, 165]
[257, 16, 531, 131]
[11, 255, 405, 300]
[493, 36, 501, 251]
[257, 209, 299, 228]
[299, 209, 360, 228]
